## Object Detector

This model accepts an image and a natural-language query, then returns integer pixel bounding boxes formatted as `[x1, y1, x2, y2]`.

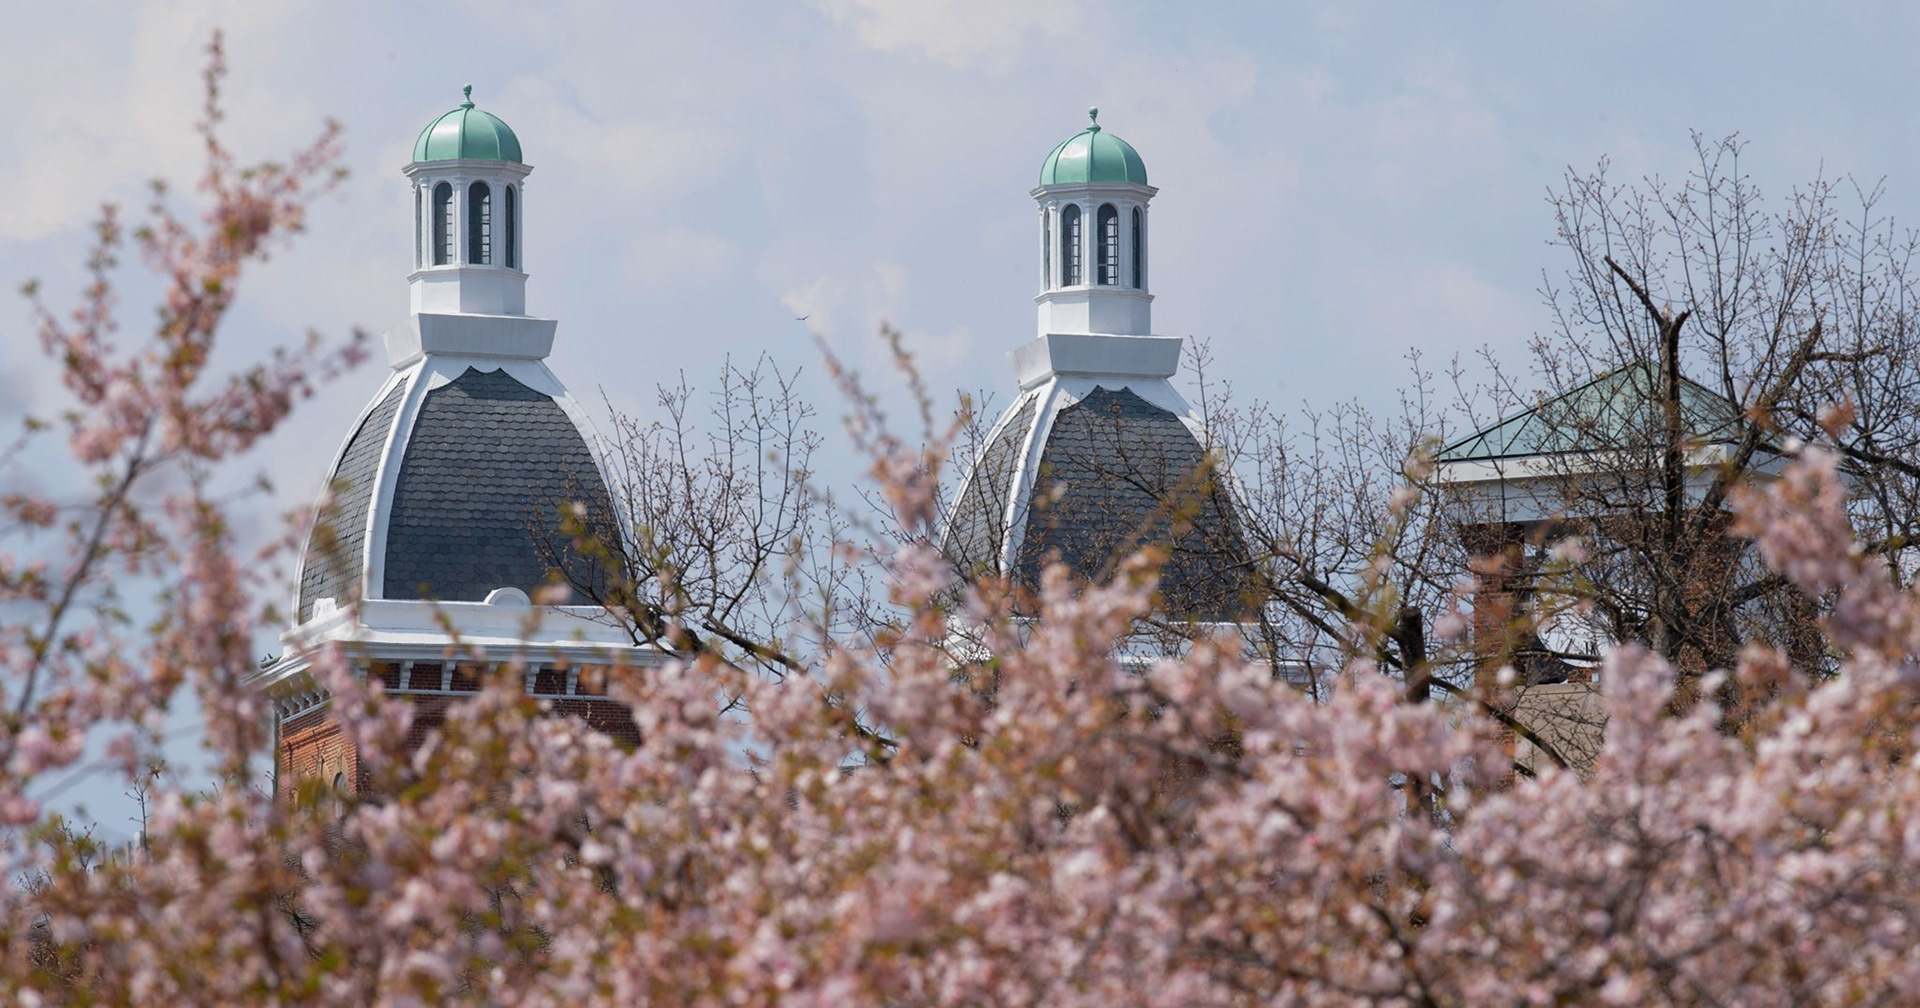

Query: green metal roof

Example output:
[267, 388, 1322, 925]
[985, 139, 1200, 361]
[1039, 108, 1148, 186]
[1436, 361, 1745, 463]
[412, 85, 523, 164]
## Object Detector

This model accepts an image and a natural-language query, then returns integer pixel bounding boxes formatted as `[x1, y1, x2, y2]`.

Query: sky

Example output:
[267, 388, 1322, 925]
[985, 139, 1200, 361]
[5, 0, 1919, 824]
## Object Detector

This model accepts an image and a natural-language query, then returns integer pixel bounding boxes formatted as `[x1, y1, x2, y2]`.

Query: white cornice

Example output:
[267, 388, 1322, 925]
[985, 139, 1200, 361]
[403, 158, 534, 181]
[1030, 181, 1159, 199]
[1012, 332, 1184, 389]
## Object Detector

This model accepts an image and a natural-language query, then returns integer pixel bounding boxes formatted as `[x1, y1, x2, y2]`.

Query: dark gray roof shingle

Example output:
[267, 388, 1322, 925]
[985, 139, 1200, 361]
[383, 367, 615, 603]
[1014, 386, 1256, 621]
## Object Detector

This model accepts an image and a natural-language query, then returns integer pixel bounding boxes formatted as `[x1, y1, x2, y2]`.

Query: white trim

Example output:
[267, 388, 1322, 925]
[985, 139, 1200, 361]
[1031, 285, 1155, 303]
[937, 386, 1038, 559]
[1431, 441, 1782, 485]
[1049, 373, 1197, 420]
[361, 360, 432, 601]
[403, 158, 534, 183]
[1029, 181, 1158, 200]
[998, 379, 1066, 573]
[1432, 445, 1792, 526]
[385, 311, 556, 367]
[1012, 333, 1181, 389]
[256, 598, 664, 694]
[287, 368, 410, 619]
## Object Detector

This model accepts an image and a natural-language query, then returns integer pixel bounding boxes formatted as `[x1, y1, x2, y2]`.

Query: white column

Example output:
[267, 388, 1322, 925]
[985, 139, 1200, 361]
[1137, 204, 1149, 292]
[425, 179, 439, 267]
[1048, 203, 1058, 291]
[1078, 201, 1092, 287]
[412, 184, 422, 270]
[1038, 204, 1048, 293]
[452, 176, 468, 266]
[1081, 200, 1095, 286]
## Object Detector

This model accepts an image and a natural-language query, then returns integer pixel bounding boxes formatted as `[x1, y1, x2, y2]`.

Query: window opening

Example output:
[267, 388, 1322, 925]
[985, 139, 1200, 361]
[467, 181, 492, 265]
[503, 185, 518, 269]
[1060, 205, 1082, 286]
[431, 183, 453, 265]
[1097, 204, 1119, 285]
[407, 662, 444, 691]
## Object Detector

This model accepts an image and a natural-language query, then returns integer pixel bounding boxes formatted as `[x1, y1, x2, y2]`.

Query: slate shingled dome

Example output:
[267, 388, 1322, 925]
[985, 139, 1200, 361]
[383, 368, 613, 601]
[295, 366, 615, 620]
[944, 385, 1257, 622]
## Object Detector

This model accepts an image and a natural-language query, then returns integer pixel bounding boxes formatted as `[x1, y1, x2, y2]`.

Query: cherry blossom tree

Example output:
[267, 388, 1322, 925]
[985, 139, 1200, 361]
[5, 39, 1920, 1007]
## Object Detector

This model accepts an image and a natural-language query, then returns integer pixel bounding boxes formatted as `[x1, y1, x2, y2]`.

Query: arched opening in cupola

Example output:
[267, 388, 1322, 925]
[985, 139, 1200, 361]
[503, 185, 518, 269]
[431, 182, 453, 265]
[1097, 204, 1119, 285]
[1061, 205, 1083, 286]
[467, 181, 492, 265]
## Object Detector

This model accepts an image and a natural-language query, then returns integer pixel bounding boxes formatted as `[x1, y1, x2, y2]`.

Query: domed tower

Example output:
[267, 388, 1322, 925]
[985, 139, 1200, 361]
[942, 110, 1258, 623]
[1034, 107, 1154, 338]
[254, 88, 653, 805]
[406, 84, 531, 317]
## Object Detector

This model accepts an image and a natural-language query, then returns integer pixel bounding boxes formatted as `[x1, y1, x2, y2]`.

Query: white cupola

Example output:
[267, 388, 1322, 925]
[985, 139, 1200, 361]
[1032, 107, 1156, 338]
[390, 85, 554, 367]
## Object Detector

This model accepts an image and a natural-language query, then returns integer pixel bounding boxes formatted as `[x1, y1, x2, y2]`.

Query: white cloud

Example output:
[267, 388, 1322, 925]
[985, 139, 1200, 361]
[622, 227, 742, 290]
[499, 76, 743, 205]
[1354, 260, 1533, 359]
[0, 1, 325, 240]
[777, 260, 911, 341]
[1362, 64, 1502, 202]
[815, 0, 1086, 72]
[779, 273, 847, 335]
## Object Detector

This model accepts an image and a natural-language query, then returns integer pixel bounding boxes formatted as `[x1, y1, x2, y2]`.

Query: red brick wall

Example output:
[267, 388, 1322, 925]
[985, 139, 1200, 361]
[276, 676, 643, 804]
[278, 709, 360, 809]
[1463, 521, 1526, 693]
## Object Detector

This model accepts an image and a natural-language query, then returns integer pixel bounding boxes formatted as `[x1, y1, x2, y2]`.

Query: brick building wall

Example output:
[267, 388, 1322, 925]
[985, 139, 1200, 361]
[278, 710, 359, 810]
[275, 660, 643, 808]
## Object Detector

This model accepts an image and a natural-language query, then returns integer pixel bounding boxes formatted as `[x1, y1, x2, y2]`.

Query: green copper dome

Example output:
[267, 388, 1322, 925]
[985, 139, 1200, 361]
[412, 85, 523, 163]
[1038, 108, 1147, 186]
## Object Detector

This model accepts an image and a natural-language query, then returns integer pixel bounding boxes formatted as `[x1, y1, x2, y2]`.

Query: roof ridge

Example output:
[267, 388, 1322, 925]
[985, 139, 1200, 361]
[1435, 358, 1744, 463]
